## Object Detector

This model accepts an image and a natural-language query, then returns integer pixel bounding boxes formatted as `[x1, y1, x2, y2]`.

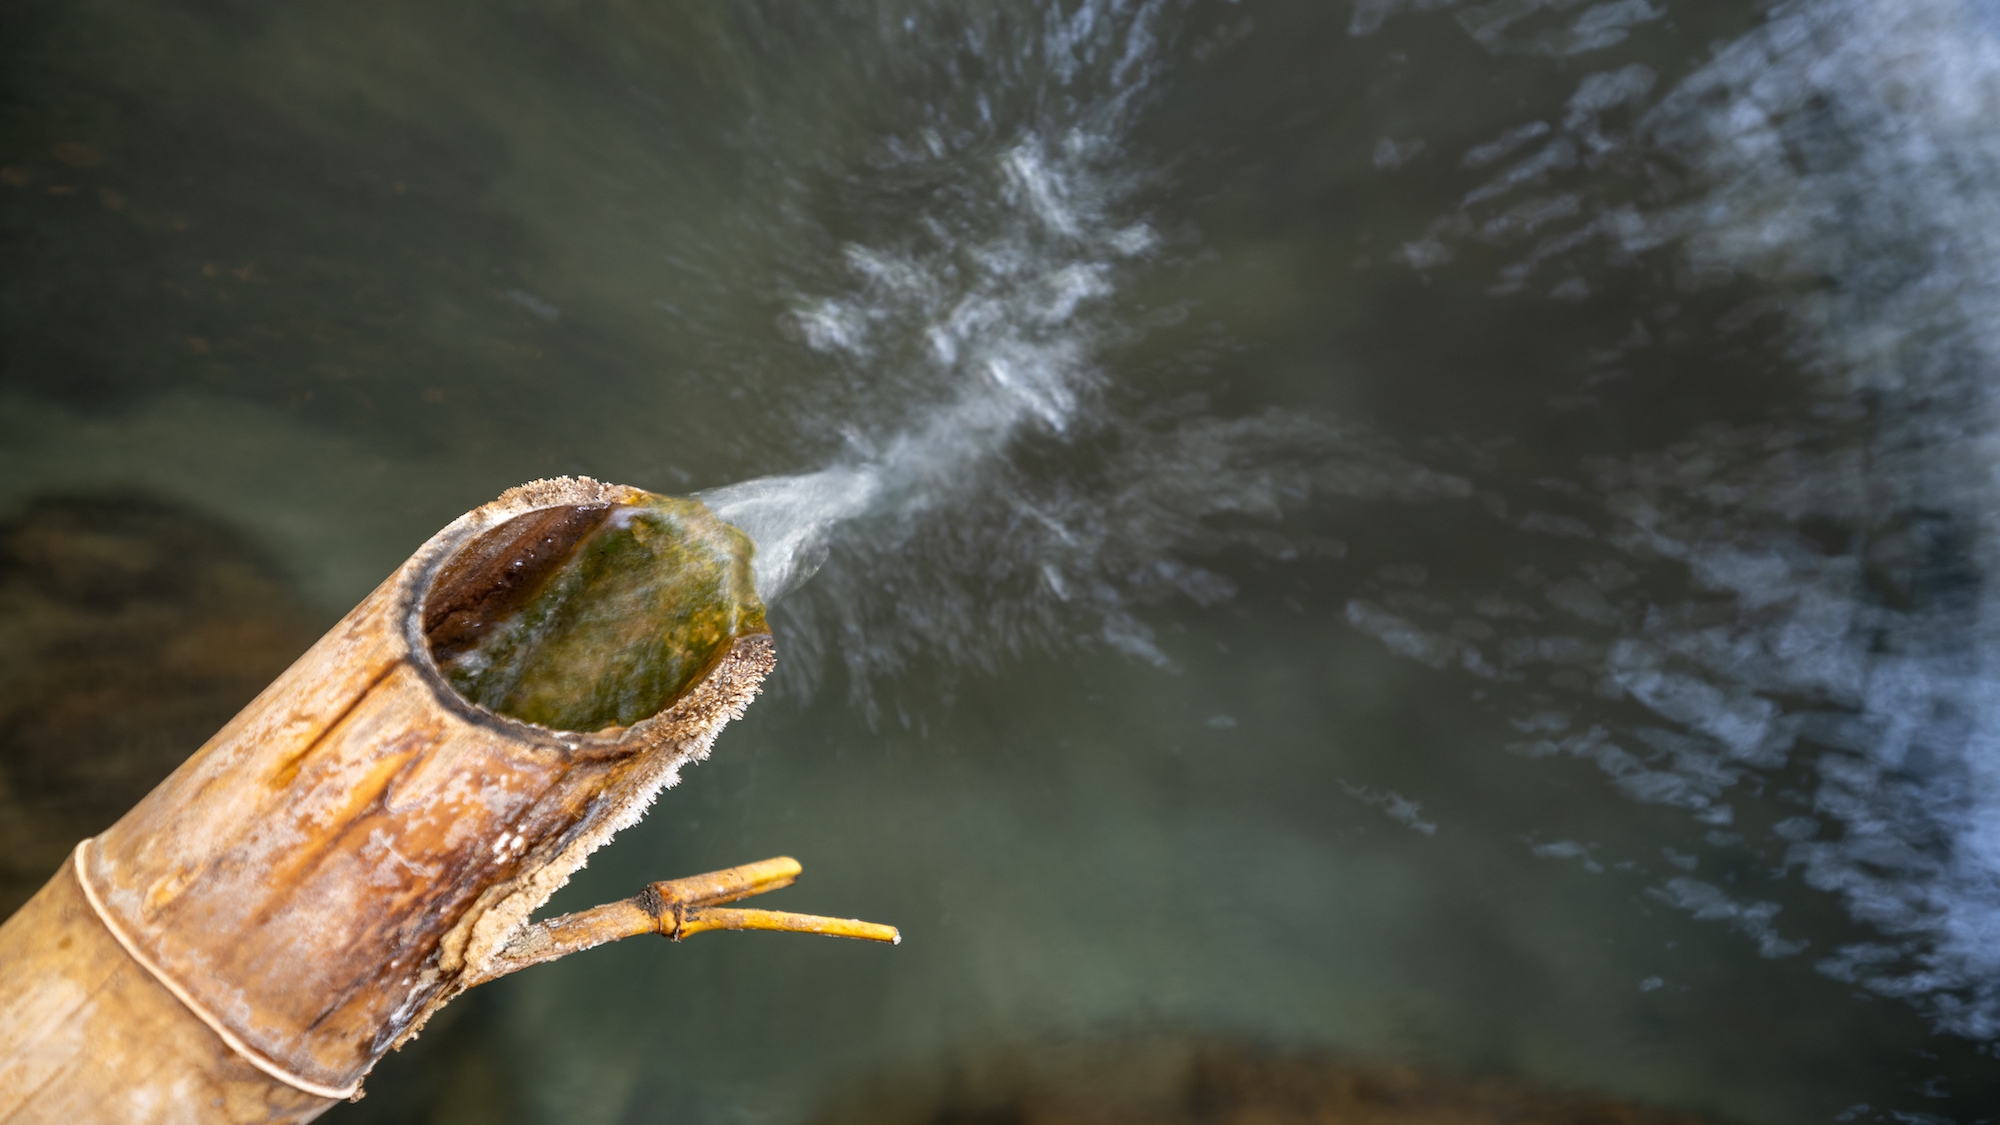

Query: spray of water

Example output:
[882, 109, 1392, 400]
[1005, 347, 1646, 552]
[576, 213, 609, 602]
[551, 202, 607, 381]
[1633, 0, 2000, 1040]
[1353, 0, 2000, 1038]
[700, 1, 1468, 709]
[701, 124, 1161, 601]
[694, 0, 2000, 1041]
[701, 1, 1177, 608]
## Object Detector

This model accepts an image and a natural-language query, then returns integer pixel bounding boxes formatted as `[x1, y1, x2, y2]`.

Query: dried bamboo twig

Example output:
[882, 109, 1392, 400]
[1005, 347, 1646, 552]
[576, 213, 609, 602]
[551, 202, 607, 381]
[463, 856, 898, 988]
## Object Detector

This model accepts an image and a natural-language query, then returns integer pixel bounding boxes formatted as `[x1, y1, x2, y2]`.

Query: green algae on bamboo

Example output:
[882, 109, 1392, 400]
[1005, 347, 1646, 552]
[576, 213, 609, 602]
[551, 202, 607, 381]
[423, 491, 766, 732]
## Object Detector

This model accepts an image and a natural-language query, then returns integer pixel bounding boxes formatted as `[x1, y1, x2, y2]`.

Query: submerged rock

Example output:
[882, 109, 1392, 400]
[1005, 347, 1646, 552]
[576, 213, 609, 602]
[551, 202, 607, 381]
[0, 494, 319, 918]
[425, 491, 765, 732]
[811, 1036, 1729, 1125]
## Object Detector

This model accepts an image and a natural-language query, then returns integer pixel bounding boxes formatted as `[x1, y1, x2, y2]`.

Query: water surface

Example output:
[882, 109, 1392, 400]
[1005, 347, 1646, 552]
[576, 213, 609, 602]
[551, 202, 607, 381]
[4, 1, 1999, 1122]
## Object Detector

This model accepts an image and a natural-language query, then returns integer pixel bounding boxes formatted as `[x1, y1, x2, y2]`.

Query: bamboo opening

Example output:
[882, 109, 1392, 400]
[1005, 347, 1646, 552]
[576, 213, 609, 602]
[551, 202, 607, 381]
[412, 491, 899, 991]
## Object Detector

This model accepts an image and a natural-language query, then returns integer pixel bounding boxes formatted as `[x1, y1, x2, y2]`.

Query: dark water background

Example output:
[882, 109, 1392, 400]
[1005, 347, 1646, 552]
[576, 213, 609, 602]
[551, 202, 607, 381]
[5, 1, 2000, 1122]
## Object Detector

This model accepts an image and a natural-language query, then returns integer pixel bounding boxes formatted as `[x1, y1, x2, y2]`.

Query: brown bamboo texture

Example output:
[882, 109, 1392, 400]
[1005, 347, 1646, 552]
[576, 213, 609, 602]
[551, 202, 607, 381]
[0, 477, 890, 1124]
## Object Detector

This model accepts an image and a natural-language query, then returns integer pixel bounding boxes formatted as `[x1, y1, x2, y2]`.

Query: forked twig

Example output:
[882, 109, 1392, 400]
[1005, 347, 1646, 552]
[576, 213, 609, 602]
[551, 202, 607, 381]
[464, 856, 898, 988]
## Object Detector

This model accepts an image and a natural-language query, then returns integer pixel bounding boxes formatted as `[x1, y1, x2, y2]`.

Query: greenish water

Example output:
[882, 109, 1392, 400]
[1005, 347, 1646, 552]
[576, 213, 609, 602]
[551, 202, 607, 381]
[430, 494, 764, 731]
[6, 1, 2000, 1122]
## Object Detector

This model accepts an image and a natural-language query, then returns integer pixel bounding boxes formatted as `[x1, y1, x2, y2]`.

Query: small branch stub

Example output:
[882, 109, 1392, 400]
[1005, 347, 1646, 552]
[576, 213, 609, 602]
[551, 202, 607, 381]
[464, 856, 897, 989]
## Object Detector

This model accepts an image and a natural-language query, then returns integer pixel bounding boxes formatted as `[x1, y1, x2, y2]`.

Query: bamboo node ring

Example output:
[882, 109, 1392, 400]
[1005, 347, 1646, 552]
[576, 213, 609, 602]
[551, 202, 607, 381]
[463, 855, 899, 989]
[70, 839, 366, 1103]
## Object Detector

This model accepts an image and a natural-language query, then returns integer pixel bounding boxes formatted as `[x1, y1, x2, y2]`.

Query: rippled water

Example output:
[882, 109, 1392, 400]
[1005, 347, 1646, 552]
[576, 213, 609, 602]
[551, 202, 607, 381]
[6, 0, 2000, 1122]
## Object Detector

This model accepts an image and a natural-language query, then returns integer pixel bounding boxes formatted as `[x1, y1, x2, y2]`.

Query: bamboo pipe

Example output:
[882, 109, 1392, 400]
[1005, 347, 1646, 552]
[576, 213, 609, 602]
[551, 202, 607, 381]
[0, 477, 894, 1124]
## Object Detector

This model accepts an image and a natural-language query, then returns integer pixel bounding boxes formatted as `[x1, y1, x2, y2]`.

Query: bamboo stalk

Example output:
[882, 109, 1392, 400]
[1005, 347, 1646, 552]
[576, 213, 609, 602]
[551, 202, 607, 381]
[0, 478, 894, 1124]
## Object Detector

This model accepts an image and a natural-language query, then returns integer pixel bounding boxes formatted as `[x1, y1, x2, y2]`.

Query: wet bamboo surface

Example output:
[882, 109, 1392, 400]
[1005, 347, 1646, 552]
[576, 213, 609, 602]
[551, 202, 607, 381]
[0, 477, 843, 1123]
